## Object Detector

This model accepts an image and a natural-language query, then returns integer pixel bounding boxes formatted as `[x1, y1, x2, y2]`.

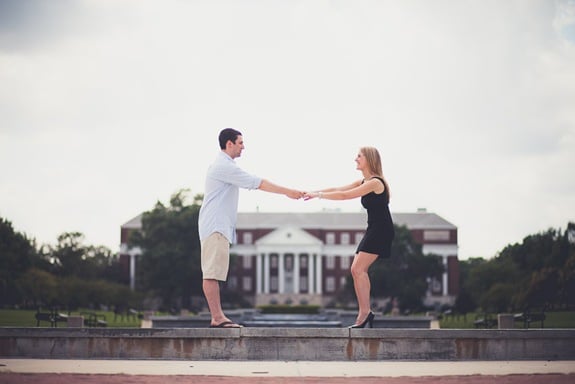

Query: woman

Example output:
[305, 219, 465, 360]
[304, 147, 394, 328]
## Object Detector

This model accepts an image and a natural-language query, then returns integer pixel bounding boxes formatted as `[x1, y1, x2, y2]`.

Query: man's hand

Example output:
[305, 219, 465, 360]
[286, 189, 304, 200]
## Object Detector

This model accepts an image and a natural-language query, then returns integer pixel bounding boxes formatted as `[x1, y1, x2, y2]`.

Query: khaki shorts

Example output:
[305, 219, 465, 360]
[201, 232, 230, 281]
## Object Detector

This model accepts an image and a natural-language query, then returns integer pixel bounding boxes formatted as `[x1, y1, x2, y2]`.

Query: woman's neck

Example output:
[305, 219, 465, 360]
[362, 171, 375, 180]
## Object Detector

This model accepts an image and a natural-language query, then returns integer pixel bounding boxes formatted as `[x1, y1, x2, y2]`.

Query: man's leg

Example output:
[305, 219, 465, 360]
[202, 279, 226, 325]
[201, 233, 240, 327]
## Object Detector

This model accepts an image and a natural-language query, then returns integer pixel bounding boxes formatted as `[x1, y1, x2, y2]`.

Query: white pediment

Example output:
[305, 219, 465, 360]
[255, 226, 322, 246]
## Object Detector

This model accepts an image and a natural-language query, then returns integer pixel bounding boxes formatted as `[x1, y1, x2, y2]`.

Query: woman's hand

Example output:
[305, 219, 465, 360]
[303, 191, 320, 201]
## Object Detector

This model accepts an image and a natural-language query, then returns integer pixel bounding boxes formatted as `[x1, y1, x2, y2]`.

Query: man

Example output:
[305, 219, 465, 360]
[198, 128, 303, 328]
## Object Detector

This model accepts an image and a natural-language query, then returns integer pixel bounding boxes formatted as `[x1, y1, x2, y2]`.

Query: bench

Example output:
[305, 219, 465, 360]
[473, 313, 497, 328]
[114, 307, 143, 322]
[81, 312, 108, 327]
[514, 307, 546, 328]
[35, 308, 68, 327]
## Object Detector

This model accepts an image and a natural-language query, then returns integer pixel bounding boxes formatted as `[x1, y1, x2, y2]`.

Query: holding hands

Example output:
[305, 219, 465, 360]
[283, 190, 322, 200]
[303, 191, 321, 200]
[284, 190, 322, 200]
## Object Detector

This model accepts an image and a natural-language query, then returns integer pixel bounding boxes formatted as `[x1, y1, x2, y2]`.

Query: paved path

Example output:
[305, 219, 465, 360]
[1, 359, 575, 383]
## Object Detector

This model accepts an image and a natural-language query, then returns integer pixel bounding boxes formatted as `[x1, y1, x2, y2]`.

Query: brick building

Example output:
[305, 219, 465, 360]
[120, 209, 458, 308]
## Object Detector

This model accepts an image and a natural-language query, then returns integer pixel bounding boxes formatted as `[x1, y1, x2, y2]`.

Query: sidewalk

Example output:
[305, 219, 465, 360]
[1, 359, 574, 381]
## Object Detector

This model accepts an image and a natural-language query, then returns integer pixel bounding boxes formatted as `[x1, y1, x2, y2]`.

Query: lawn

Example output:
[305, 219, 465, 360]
[0, 308, 143, 328]
[439, 310, 575, 329]
[1, 308, 574, 328]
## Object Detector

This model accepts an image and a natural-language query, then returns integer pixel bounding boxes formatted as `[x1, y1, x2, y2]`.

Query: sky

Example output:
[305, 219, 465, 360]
[1, 0, 574, 260]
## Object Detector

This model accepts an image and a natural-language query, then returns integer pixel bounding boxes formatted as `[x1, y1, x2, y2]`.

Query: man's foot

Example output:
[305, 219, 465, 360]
[209, 320, 242, 328]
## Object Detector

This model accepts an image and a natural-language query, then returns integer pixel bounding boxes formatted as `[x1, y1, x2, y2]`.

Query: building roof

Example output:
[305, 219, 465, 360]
[255, 226, 323, 246]
[121, 210, 457, 231]
[121, 214, 144, 229]
[237, 211, 456, 230]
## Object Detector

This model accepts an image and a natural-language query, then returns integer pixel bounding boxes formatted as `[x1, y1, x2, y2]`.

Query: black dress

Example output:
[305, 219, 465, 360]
[356, 177, 395, 258]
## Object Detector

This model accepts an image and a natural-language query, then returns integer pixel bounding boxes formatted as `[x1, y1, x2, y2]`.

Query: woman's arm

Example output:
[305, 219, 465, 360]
[315, 180, 362, 193]
[305, 178, 380, 201]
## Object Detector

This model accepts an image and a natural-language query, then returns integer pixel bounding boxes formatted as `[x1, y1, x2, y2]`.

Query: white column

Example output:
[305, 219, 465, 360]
[315, 254, 323, 294]
[129, 253, 136, 291]
[442, 255, 448, 296]
[264, 253, 270, 294]
[294, 254, 300, 294]
[278, 253, 285, 294]
[256, 254, 262, 294]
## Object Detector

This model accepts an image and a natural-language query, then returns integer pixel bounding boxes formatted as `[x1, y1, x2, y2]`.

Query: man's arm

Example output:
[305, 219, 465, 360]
[258, 179, 303, 199]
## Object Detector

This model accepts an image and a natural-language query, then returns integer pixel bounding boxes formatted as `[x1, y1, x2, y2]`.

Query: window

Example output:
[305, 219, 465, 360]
[242, 255, 252, 269]
[326, 256, 335, 270]
[341, 233, 350, 245]
[285, 255, 293, 271]
[340, 255, 351, 269]
[270, 276, 278, 291]
[430, 278, 442, 294]
[326, 277, 335, 292]
[300, 276, 308, 291]
[340, 276, 347, 289]
[355, 232, 364, 244]
[243, 232, 253, 244]
[228, 276, 237, 289]
[242, 277, 252, 291]
[270, 254, 278, 268]
[300, 255, 308, 268]
[326, 232, 335, 244]
[423, 230, 450, 241]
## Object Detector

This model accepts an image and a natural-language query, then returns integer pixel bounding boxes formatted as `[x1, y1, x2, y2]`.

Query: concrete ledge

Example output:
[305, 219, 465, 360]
[1, 328, 574, 361]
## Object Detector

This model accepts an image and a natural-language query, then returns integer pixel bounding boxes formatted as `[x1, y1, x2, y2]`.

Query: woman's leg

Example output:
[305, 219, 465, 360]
[350, 251, 378, 324]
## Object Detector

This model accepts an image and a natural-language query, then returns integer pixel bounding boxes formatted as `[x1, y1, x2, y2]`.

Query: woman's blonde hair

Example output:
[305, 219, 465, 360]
[360, 146, 391, 198]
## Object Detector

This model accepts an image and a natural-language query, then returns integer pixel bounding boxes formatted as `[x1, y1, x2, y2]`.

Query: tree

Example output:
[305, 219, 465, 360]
[130, 190, 203, 311]
[453, 258, 482, 314]
[462, 222, 575, 312]
[0, 217, 46, 306]
[48, 232, 118, 281]
[49, 232, 88, 277]
[18, 268, 58, 308]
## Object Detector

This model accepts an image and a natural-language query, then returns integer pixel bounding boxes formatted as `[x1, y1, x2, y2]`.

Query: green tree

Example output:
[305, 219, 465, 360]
[462, 222, 575, 312]
[453, 258, 480, 314]
[130, 190, 203, 311]
[560, 252, 575, 307]
[0, 217, 47, 305]
[464, 257, 522, 311]
[48, 232, 118, 281]
[18, 268, 58, 307]
[49, 232, 89, 277]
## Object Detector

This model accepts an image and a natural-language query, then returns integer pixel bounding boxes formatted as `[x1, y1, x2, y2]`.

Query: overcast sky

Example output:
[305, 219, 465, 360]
[1, 0, 574, 260]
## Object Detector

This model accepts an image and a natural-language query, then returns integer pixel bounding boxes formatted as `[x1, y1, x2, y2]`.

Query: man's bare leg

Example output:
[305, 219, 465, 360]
[202, 279, 242, 327]
[203, 279, 227, 325]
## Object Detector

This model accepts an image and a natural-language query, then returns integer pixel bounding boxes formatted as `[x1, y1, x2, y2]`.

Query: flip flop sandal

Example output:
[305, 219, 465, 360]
[209, 321, 242, 328]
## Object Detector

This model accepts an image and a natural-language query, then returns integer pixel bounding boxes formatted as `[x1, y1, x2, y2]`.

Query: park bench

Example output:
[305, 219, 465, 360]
[35, 308, 68, 327]
[473, 312, 497, 328]
[514, 307, 546, 328]
[113, 306, 143, 322]
[81, 312, 108, 327]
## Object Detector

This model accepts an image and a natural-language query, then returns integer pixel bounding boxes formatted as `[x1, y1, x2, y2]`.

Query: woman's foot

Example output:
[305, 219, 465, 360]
[349, 311, 375, 329]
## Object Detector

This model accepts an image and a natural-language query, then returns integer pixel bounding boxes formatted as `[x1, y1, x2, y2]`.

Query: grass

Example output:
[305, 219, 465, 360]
[2, 308, 574, 328]
[0, 309, 143, 328]
[439, 311, 575, 329]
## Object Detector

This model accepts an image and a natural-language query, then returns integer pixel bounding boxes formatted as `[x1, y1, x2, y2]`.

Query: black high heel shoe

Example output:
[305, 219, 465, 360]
[349, 311, 375, 329]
